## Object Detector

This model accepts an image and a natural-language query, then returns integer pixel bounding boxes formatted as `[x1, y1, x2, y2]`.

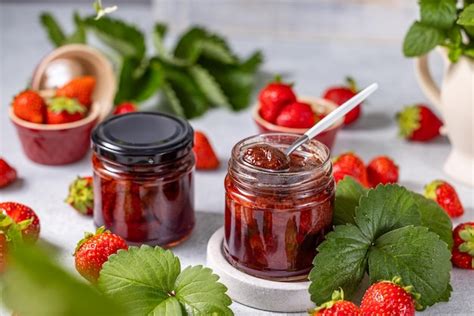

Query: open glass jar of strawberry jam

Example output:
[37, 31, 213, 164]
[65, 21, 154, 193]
[91, 112, 195, 247]
[224, 133, 335, 280]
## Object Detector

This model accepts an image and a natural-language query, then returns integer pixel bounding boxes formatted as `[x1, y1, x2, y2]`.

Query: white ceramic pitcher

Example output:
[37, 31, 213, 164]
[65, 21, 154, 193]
[415, 48, 474, 187]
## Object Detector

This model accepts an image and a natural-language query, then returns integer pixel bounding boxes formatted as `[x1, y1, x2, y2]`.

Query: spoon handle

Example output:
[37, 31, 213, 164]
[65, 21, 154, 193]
[285, 83, 378, 156]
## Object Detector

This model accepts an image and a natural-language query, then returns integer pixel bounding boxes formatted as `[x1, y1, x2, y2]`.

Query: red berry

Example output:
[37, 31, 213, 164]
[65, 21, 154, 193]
[397, 104, 442, 141]
[12, 90, 46, 123]
[0, 202, 40, 243]
[451, 222, 474, 269]
[0, 158, 17, 188]
[46, 97, 87, 124]
[56, 76, 96, 108]
[424, 180, 464, 218]
[74, 226, 128, 283]
[322, 77, 361, 125]
[367, 156, 399, 187]
[276, 101, 315, 128]
[113, 102, 137, 115]
[259, 79, 297, 123]
[311, 289, 360, 316]
[333, 152, 369, 187]
[66, 176, 94, 216]
[193, 131, 220, 170]
[360, 278, 417, 316]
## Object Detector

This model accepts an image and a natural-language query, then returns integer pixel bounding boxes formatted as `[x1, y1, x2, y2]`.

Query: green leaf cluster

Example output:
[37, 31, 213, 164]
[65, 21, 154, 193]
[98, 245, 233, 315]
[40, 13, 263, 118]
[403, 0, 474, 62]
[309, 179, 453, 309]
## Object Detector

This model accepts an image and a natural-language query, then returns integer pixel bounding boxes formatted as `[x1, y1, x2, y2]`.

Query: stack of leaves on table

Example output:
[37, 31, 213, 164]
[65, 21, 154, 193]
[40, 13, 263, 119]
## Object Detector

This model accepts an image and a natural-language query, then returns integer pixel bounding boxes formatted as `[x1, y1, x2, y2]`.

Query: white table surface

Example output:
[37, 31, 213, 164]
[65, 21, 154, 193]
[1, 2, 473, 315]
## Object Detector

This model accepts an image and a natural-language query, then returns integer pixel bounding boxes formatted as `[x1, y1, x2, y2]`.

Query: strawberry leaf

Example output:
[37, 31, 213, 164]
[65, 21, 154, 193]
[98, 245, 233, 315]
[334, 177, 368, 225]
[308, 224, 371, 304]
[403, 21, 444, 57]
[40, 13, 66, 47]
[189, 65, 231, 108]
[419, 0, 457, 29]
[368, 226, 451, 308]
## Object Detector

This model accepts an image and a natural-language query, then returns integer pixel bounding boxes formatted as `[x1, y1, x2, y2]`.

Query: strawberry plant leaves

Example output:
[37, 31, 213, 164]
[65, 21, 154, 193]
[114, 56, 142, 103]
[403, 22, 444, 57]
[368, 226, 451, 308]
[412, 193, 453, 249]
[189, 65, 231, 108]
[133, 59, 165, 102]
[98, 245, 232, 316]
[40, 13, 66, 47]
[3, 245, 126, 316]
[458, 4, 474, 26]
[355, 184, 421, 240]
[309, 224, 371, 304]
[420, 0, 457, 29]
[153, 23, 187, 66]
[334, 177, 368, 225]
[162, 82, 186, 117]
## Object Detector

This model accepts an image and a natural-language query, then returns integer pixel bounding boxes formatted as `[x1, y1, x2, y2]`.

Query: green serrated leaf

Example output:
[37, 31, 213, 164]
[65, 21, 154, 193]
[153, 24, 187, 66]
[355, 184, 421, 240]
[4, 245, 126, 316]
[420, 0, 457, 29]
[368, 226, 451, 308]
[334, 177, 368, 225]
[114, 56, 142, 103]
[403, 21, 445, 57]
[190, 65, 231, 108]
[162, 82, 185, 117]
[65, 12, 86, 44]
[84, 16, 146, 59]
[40, 13, 67, 47]
[200, 39, 236, 64]
[458, 4, 474, 26]
[133, 59, 165, 102]
[309, 224, 370, 304]
[98, 246, 232, 316]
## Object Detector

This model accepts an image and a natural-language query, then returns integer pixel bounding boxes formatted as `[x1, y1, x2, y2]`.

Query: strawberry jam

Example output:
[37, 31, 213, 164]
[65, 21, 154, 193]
[91, 112, 195, 247]
[224, 133, 335, 280]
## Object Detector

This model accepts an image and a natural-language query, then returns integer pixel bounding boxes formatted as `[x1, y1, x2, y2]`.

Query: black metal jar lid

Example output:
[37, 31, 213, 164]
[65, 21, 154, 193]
[92, 112, 194, 165]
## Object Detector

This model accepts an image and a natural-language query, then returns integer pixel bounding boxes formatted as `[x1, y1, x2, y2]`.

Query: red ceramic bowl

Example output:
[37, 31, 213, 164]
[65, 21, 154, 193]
[253, 97, 343, 149]
[9, 100, 100, 165]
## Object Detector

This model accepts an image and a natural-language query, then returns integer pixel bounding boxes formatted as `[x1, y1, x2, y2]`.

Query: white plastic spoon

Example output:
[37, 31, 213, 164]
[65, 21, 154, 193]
[284, 83, 379, 156]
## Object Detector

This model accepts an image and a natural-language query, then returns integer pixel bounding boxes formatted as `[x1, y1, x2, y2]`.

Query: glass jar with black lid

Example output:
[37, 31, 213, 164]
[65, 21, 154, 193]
[91, 112, 195, 247]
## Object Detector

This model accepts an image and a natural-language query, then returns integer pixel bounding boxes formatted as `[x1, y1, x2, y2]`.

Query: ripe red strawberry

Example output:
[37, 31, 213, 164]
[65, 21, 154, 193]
[311, 289, 360, 316]
[367, 156, 399, 187]
[56, 76, 96, 108]
[397, 104, 442, 141]
[276, 101, 315, 128]
[0, 202, 40, 243]
[46, 97, 87, 124]
[360, 278, 419, 316]
[193, 131, 220, 170]
[11, 90, 46, 123]
[0, 158, 17, 188]
[66, 176, 94, 216]
[322, 77, 361, 125]
[424, 180, 464, 218]
[259, 78, 297, 123]
[333, 152, 369, 187]
[451, 222, 474, 269]
[74, 226, 128, 283]
[113, 102, 137, 115]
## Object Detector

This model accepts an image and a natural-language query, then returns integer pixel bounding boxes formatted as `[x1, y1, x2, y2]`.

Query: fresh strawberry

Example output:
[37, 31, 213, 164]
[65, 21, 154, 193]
[259, 78, 297, 123]
[397, 104, 442, 141]
[193, 131, 220, 170]
[11, 90, 46, 123]
[66, 176, 94, 216]
[322, 77, 361, 125]
[74, 226, 128, 283]
[367, 156, 399, 187]
[113, 102, 137, 115]
[424, 180, 464, 218]
[451, 222, 474, 269]
[333, 152, 369, 187]
[0, 212, 32, 273]
[311, 289, 360, 316]
[46, 97, 87, 124]
[360, 277, 419, 316]
[0, 158, 17, 188]
[276, 101, 315, 128]
[0, 202, 40, 243]
[56, 76, 96, 108]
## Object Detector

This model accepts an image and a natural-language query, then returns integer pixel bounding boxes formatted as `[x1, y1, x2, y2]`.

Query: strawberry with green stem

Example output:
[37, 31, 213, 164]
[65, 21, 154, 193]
[66, 176, 94, 216]
[56, 76, 96, 108]
[322, 77, 362, 125]
[424, 180, 464, 218]
[311, 289, 360, 316]
[452, 222, 474, 269]
[0, 202, 40, 243]
[46, 97, 87, 124]
[397, 104, 443, 142]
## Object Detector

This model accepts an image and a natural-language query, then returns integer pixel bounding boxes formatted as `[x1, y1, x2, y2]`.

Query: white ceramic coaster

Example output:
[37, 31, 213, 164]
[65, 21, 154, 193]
[206, 227, 314, 313]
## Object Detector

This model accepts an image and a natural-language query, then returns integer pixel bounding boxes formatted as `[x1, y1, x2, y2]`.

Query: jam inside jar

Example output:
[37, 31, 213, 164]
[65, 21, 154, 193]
[224, 133, 335, 280]
[91, 112, 195, 247]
